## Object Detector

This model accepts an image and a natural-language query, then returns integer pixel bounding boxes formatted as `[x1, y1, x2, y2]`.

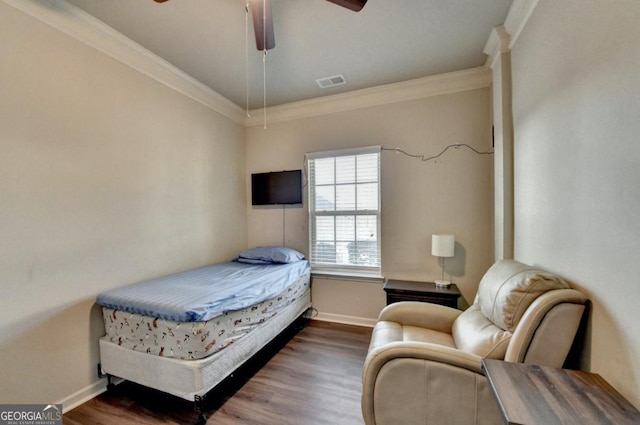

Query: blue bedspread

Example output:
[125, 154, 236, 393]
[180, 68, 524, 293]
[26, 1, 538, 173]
[96, 260, 310, 322]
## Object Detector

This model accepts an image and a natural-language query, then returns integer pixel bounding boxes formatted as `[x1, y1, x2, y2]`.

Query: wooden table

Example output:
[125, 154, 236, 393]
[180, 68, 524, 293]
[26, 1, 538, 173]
[383, 279, 461, 308]
[482, 358, 640, 424]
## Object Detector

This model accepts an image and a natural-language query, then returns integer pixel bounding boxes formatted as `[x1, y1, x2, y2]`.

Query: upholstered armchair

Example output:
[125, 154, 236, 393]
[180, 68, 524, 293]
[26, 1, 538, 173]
[362, 260, 588, 425]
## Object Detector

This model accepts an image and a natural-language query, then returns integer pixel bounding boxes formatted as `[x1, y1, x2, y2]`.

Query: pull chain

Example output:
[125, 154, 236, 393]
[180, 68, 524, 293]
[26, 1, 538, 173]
[262, 0, 267, 129]
[263, 50, 267, 129]
[245, 2, 251, 117]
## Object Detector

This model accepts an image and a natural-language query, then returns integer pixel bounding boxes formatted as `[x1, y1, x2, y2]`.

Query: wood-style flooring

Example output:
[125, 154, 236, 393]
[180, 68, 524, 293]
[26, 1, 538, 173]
[64, 320, 373, 425]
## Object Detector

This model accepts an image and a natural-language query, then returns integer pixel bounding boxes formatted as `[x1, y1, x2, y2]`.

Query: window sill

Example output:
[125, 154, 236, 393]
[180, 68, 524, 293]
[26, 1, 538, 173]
[311, 270, 385, 284]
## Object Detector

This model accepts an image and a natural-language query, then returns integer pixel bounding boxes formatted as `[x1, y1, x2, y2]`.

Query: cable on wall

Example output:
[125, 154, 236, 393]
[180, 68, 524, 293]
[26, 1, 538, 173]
[382, 144, 493, 163]
[304, 307, 319, 319]
[301, 154, 309, 189]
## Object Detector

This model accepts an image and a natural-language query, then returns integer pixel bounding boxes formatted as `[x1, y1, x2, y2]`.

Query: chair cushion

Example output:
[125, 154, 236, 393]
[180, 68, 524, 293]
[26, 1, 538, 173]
[476, 260, 569, 332]
[452, 305, 511, 359]
[403, 326, 456, 348]
[368, 321, 456, 353]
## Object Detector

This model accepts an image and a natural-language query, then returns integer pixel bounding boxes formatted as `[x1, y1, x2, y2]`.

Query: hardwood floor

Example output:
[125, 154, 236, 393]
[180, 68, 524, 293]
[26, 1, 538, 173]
[64, 320, 373, 425]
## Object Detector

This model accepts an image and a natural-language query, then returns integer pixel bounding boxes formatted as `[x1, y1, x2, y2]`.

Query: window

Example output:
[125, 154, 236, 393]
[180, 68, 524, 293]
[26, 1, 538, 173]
[307, 146, 381, 278]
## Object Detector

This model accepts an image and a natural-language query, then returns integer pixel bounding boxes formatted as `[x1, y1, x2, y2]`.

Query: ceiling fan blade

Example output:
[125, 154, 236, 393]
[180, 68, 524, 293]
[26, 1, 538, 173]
[152, 0, 169, 3]
[326, 0, 367, 12]
[249, 0, 275, 51]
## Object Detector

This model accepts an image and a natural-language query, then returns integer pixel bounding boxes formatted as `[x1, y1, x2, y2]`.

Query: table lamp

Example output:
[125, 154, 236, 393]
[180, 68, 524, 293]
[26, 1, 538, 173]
[432, 234, 455, 287]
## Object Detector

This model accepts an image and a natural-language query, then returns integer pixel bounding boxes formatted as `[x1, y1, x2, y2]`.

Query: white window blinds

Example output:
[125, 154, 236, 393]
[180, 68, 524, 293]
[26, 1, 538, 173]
[307, 146, 381, 277]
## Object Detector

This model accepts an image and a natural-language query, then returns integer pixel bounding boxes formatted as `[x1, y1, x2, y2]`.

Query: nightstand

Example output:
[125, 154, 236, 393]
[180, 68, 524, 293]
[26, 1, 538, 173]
[383, 279, 461, 309]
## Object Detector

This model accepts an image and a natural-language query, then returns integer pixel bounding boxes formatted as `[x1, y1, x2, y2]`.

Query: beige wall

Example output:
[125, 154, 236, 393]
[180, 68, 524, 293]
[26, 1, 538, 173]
[0, 2, 246, 405]
[246, 89, 494, 322]
[490, 46, 514, 261]
[17, 0, 636, 412]
[510, 0, 640, 406]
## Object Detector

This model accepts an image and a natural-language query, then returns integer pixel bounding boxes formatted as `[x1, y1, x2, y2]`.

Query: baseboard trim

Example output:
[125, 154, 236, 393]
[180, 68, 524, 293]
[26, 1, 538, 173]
[57, 379, 106, 413]
[57, 377, 124, 413]
[312, 312, 376, 328]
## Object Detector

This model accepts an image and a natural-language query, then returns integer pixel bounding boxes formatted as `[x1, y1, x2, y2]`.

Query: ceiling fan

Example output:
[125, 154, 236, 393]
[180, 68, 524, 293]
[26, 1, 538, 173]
[152, 0, 367, 51]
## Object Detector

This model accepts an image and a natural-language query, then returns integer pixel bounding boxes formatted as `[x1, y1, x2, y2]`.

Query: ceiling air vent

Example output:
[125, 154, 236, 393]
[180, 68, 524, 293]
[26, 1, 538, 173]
[316, 74, 347, 89]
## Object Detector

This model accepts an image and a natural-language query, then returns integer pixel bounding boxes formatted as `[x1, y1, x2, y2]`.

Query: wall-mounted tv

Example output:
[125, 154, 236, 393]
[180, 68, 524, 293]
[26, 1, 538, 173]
[251, 170, 303, 205]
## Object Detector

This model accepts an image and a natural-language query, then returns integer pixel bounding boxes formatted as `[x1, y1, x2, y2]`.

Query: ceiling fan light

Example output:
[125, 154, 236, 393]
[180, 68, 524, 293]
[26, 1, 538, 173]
[326, 0, 368, 12]
[249, 0, 275, 51]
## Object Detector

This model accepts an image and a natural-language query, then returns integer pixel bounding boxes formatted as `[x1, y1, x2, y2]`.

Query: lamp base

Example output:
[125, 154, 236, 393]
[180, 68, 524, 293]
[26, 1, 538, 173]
[435, 280, 451, 288]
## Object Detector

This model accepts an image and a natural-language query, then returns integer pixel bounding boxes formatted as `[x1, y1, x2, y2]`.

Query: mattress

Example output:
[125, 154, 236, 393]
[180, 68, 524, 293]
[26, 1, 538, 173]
[97, 260, 311, 321]
[101, 273, 309, 360]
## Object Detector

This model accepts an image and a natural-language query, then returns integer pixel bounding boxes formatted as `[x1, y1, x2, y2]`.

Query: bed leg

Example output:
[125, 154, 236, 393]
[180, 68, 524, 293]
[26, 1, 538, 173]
[196, 413, 207, 425]
[194, 395, 207, 425]
[98, 363, 116, 392]
[106, 374, 115, 392]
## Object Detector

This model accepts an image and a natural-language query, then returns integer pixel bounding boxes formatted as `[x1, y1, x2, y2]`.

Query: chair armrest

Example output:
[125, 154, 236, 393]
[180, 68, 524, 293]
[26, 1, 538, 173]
[378, 301, 462, 333]
[362, 342, 491, 425]
[364, 341, 484, 377]
[505, 288, 588, 365]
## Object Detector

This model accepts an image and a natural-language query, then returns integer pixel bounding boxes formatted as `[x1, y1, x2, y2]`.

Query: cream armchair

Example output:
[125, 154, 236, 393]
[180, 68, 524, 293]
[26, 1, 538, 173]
[362, 260, 588, 425]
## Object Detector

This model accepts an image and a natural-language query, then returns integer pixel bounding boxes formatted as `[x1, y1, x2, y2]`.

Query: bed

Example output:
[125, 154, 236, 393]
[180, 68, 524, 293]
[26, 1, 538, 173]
[96, 246, 312, 423]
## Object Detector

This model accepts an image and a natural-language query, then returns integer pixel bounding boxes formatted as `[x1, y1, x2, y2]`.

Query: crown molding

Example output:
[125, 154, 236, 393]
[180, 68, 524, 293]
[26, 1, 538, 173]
[482, 0, 538, 69]
[245, 67, 492, 127]
[483, 26, 511, 69]
[3, 0, 246, 124]
[6, 0, 497, 129]
[503, 0, 540, 49]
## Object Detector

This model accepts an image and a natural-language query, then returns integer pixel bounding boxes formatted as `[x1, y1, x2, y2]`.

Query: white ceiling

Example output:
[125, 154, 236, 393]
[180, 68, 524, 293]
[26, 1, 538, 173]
[64, 0, 512, 110]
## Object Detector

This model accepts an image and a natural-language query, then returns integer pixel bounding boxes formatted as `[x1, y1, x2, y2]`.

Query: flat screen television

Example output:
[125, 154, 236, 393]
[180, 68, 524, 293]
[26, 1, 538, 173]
[251, 170, 303, 205]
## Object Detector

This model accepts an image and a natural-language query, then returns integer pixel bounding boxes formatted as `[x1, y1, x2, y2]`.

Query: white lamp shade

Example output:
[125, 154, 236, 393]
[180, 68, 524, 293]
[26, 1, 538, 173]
[432, 234, 455, 257]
